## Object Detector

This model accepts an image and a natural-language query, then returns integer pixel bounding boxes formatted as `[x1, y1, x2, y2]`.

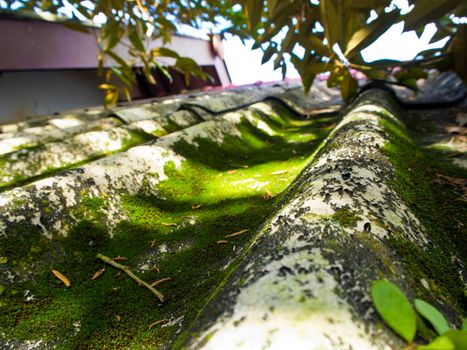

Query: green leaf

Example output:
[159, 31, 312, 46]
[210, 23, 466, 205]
[418, 335, 455, 350]
[414, 299, 451, 335]
[245, 0, 263, 30]
[443, 330, 467, 350]
[340, 70, 358, 103]
[261, 45, 276, 64]
[129, 28, 145, 52]
[151, 47, 180, 59]
[371, 280, 417, 343]
[416, 313, 438, 341]
[307, 36, 332, 57]
[345, 10, 400, 56]
[403, 0, 461, 32]
[62, 21, 89, 33]
[320, 0, 341, 46]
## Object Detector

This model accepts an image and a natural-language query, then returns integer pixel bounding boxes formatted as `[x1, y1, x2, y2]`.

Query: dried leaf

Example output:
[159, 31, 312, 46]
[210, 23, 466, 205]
[161, 222, 177, 227]
[225, 229, 250, 238]
[150, 277, 172, 287]
[436, 174, 466, 186]
[51, 270, 71, 287]
[192, 204, 203, 210]
[271, 170, 288, 175]
[216, 240, 228, 244]
[112, 256, 128, 262]
[227, 170, 238, 175]
[444, 125, 467, 135]
[149, 319, 169, 328]
[91, 268, 106, 280]
[264, 189, 273, 200]
[148, 240, 156, 247]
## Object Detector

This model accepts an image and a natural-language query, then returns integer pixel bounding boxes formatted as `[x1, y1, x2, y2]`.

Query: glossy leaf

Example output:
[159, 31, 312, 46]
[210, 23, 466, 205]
[371, 280, 417, 343]
[414, 299, 451, 335]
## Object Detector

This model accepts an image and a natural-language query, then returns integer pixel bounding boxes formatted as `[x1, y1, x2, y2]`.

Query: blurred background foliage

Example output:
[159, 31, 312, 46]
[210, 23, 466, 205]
[2, 0, 466, 104]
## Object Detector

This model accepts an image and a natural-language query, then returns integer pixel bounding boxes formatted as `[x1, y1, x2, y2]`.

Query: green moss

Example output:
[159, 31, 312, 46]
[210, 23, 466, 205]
[380, 113, 467, 314]
[0, 102, 338, 348]
[331, 207, 361, 228]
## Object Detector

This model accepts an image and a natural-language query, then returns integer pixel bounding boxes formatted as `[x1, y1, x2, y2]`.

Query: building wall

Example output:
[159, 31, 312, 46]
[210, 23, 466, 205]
[0, 17, 231, 123]
[0, 70, 104, 123]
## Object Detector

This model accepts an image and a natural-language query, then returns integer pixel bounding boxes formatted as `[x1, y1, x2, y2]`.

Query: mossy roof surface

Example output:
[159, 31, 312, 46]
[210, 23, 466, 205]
[0, 81, 342, 349]
[0, 75, 465, 350]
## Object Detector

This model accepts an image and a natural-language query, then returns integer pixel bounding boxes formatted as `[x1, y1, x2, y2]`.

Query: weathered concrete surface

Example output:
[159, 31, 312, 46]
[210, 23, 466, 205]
[176, 89, 465, 350]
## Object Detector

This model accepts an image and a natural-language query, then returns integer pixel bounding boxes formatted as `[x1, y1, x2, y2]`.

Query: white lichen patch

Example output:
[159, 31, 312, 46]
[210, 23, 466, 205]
[0, 117, 120, 156]
[194, 248, 384, 350]
[0, 127, 143, 187]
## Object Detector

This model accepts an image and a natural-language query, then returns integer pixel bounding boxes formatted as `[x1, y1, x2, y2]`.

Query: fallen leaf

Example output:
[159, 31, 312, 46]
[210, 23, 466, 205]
[216, 240, 228, 244]
[263, 189, 273, 200]
[227, 170, 237, 175]
[225, 229, 250, 238]
[445, 124, 467, 135]
[271, 170, 288, 175]
[447, 152, 462, 158]
[148, 240, 156, 247]
[51, 270, 71, 287]
[91, 268, 106, 280]
[192, 204, 202, 209]
[149, 319, 169, 328]
[150, 277, 172, 287]
[112, 256, 128, 261]
[0, 256, 8, 264]
[436, 174, 466, 186]
[161, 222, 177, 227]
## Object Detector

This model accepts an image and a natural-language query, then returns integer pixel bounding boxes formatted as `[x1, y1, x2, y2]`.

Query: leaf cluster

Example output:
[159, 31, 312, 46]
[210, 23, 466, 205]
[371, 280, 467, 349]
[221, 0, 466, 101]
[2, 0, 466, 105]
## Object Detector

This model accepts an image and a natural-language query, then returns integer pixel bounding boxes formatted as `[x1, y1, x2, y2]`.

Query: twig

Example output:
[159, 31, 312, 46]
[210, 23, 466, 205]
[150, 277, 172, 287]
[96, 253, 164, 302]
[149, 319, 169, 328]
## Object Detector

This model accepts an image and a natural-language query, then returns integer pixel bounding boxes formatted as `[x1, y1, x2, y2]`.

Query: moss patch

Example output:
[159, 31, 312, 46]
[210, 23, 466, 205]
[380, 113, 467, 315]
[0, 102, 338, 348]
[331, 207, 361, 228]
